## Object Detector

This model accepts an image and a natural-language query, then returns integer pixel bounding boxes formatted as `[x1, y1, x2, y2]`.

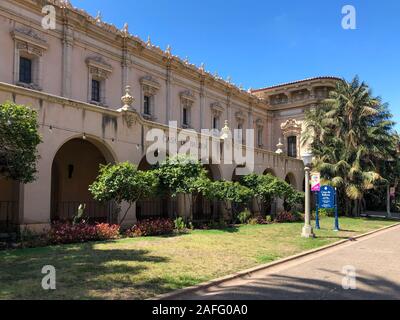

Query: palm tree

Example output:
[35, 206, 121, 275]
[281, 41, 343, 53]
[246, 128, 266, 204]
[303, 76, 397, 216]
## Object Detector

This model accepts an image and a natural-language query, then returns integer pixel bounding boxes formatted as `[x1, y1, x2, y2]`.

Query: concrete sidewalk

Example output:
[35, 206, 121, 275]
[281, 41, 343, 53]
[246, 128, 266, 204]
[173, 225, 400, 300]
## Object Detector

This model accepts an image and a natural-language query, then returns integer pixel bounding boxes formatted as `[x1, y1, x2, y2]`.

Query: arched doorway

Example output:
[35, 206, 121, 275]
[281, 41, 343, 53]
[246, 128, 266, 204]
[0, 178, 20, 232]
[285, 172, 297, 187]
[263, 168, 276, 177]
[136, 156, 177, 220]
[50, 138, 116, 223]
[193, 164, 222, 222]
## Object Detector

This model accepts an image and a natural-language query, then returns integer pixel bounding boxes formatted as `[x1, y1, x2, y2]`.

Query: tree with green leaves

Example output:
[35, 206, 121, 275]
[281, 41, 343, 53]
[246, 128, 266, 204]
[0, 101, 41, 183]
[303, 76, 398, 215]
[209, 180, 253, 221]
[89, 162, 158, 225]
[240, 173, 304, 215]
[156, 155, 212, 217]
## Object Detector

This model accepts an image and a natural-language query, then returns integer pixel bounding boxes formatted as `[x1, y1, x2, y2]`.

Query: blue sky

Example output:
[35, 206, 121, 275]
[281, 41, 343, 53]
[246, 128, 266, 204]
[73, 0, 400, 129]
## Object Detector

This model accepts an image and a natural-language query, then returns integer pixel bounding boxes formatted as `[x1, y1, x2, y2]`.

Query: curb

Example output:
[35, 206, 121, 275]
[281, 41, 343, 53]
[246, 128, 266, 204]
[152, 222, 400, 300]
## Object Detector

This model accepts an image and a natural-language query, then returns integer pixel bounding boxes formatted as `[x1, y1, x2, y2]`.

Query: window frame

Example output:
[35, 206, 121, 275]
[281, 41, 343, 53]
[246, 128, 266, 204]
[287, 136, 297, 158]
[91, 79, 101, 103]
[19, 57, 32, 84]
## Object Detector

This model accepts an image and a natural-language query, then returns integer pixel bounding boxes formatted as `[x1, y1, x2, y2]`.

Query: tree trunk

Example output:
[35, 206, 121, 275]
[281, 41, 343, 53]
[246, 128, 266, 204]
[119, 202, 133, 226]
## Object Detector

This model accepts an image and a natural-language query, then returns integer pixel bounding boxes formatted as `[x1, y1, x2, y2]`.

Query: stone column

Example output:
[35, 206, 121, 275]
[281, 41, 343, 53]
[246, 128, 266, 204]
[166, 64, 172, 125]
[61, 21, 74, 98]
[121, 24, 130, 95]
[200, 78, 205, 129]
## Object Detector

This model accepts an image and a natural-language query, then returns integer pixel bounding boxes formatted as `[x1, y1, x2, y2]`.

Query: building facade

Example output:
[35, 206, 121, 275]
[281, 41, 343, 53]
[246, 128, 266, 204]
[0, 0, 340, 232]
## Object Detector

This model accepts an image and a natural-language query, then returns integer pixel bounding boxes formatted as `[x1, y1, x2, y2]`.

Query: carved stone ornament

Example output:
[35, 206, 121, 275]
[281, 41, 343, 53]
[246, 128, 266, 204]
[235, 111, 246, 124]
[211, 102, 224, 115]
[180, 90, 196, 105]
[280, 118, 302, 136]
[86, 56, 113, 79]
[140, 75, 161, 96]
[255, 118, 264, 127]
[11, 27, 48, 56]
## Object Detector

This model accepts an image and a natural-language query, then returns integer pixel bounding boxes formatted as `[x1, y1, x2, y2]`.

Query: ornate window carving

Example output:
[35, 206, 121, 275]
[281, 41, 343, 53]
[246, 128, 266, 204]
[180, 90, 196, 128]
[140, 75, 160, 119]
[11, 27, 48, 91]
[255, 118, 264, 148]
[210, 102, 224, 130]
[86, 56, 112, 106]
[235, 111, 246, 144]
[281, 119, 302, 158]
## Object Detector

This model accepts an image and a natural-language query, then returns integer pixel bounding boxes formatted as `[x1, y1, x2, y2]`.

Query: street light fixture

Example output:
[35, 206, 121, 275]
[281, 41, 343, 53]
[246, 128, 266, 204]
[301, 151, 315, 238]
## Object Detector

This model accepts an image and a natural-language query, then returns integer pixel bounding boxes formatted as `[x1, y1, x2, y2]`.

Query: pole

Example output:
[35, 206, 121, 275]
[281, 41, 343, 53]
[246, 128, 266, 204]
[315, 191, 320, 230]
[387, 185, 392, 218]
[302, 167, 315, 238]
[334, 187, 340, 231]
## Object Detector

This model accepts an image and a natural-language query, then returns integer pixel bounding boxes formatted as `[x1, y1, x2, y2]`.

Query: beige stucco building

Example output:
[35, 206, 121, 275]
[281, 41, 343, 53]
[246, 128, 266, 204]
[0, 0, 340, 232]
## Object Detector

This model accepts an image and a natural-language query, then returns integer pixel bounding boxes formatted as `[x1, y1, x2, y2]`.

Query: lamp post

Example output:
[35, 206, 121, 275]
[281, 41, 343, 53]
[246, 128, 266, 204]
[302, 151, 315, 238]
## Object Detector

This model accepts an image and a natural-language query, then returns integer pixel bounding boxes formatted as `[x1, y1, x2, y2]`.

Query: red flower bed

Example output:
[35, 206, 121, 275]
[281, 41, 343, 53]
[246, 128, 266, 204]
[95, 223, 121, 240]
[126, 218, 174, 237]
[48, 222, 120, 244]
[275, 211, 302, 223]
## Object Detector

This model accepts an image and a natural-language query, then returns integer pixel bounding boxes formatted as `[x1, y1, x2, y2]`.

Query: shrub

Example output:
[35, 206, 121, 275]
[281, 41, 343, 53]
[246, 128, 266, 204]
[237, 209, 252, 224]
[248, 218, 259, 225]
[126, 218, 174, 237]
[95, 223, 120, 240]
[174, 217, 187, 233]
[317, 208, 335, 218]
[265, 215, 273, 223]
[275, 211, 302, 223]
[48, 222, 120, 244]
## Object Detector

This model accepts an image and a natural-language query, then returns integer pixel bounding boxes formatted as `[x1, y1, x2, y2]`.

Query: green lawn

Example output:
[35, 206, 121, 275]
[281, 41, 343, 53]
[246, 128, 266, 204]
[0, 217, 396, 300]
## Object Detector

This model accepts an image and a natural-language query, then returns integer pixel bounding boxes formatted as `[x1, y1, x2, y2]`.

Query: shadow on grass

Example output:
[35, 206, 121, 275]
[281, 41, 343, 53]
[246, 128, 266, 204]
[0, 243, 176, 300]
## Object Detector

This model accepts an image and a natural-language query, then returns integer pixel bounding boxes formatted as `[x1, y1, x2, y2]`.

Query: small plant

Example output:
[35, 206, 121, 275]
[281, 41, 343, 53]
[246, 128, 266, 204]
[73, 204, 87, 225]
[237, 209, 252, 224]
[317, 208, 335, 218]
[248, 218, 258, 225]
[174, 217, 187, 233]
[265, 215, 273, 223]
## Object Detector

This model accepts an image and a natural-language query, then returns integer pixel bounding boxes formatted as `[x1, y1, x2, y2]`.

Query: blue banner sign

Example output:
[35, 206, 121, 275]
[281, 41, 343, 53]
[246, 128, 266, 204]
[319, 185, 335, 209]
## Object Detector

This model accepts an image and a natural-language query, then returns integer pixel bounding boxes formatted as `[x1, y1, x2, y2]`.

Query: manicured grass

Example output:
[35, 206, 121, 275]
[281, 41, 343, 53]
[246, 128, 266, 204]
[0, 217, 396, 300]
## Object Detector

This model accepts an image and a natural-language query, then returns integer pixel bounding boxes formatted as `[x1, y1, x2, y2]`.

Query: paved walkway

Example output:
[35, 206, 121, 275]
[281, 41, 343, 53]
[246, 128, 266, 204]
[175, 225, 400, 300]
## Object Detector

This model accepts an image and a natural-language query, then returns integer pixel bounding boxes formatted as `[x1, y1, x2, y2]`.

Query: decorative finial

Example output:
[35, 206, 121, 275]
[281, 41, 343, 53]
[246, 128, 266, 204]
[60, 0, 71, 8]
[184, 56, 189, 65]
[122, 23, 129, 35]
[166, 45, 172, 57]
[275, 138, 284, 155]
[146, 36, 152, 46]
[95, 11, 102, 24]
[227, 76, 232, 84]
[220, 120, 231, 140]
[119, 85, 135, 112]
